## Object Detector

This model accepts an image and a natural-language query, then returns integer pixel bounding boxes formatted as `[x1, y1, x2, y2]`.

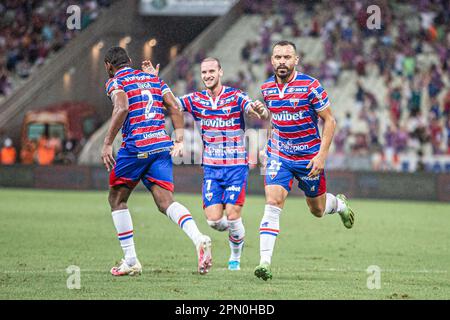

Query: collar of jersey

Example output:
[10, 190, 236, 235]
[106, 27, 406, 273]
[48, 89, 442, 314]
[206, 85, 226, 99]
[114, 67, 133, 77]
[274, 71, 298, 86]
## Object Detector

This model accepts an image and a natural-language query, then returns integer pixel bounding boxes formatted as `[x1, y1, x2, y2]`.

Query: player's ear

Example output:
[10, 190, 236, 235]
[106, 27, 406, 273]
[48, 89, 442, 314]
[295, 55, 299, 66]
[105, 62, 113, 77]
[219, 68, 224, 77]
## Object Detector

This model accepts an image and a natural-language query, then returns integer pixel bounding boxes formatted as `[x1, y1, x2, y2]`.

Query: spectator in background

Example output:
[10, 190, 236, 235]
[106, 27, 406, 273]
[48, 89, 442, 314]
[55, 140, 76, 165]
[20, 139, 36, 165]
[388, 85, 402, 125]
[429, 116, 443, 154]
[430, 96, 441, 119]
[0, 138, 16, 165]
[446, 117, 450, 154]
[37, 131, 55, 165]
[408, 79, 422, 114]
[443, 89, 450, 118]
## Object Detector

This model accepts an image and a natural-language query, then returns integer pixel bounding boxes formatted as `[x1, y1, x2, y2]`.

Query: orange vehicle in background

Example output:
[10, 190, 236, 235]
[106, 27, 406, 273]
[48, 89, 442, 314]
[21, 102, 99, 164]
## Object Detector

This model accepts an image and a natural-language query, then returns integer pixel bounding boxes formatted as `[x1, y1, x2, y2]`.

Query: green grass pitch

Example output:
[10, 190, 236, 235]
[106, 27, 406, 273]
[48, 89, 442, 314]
[0, 188, 449, 299]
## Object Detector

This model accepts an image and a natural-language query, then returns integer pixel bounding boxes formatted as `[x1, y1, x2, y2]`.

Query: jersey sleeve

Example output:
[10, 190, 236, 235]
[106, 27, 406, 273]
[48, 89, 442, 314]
[177, 93, 194, 114]
[237, 90, 253, 114]
[159, 77, 173, 96]
[105, 78, 124, 99]
[308, 79, 330, 112]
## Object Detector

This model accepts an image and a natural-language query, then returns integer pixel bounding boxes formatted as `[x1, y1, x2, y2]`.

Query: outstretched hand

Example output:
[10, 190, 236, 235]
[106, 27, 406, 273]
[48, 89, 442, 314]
[170, 141, 183, 158]
[142, 60, 160, 76]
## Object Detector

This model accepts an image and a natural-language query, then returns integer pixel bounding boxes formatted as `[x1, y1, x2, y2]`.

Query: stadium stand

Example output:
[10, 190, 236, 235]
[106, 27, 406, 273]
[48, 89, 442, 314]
[0, 0, 112, 102]
[167, 0, 450, 171]
[1, 0, 449, 173]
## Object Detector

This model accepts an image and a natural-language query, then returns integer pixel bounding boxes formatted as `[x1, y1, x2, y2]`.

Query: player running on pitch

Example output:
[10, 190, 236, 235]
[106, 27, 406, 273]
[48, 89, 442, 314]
[142, 57, 268, 271]
[252, 41, 355, 281]
[102, 47, 212, 276]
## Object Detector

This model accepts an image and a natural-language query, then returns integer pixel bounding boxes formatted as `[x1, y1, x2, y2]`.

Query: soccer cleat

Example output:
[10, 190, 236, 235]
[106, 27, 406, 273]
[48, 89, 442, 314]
[196, 235, 212, 275]
[254, 263, 272, 281]
[110, 259, 142, 276]
[228, 260, 241, 271]
[336, 194, 355, 229]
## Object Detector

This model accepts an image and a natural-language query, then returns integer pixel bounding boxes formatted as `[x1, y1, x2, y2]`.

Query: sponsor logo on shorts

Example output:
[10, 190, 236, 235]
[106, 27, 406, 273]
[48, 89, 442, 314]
[226, 186, 241, 192]
[301, 175, 320, 181]
[205, 192, 213, 201]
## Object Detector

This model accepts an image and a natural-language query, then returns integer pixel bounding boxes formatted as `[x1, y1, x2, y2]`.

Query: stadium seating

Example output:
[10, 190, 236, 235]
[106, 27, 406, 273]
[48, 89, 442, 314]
[169, 0, 450, 171]
[0, 0, 112, 103]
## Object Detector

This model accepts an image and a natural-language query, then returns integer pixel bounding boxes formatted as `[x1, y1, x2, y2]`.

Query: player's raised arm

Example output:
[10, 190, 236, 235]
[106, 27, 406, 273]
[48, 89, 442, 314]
[163, 91, 184, 157]
[306, 107, 336, 177]
[102, 91, 129, 171]
[141, 60, 160, 76]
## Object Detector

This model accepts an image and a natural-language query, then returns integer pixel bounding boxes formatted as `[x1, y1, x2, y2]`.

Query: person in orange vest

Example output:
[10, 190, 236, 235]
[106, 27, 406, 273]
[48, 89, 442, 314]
[37, 133, 56, 165]
[0, 138, 17, 165]
[20, 140, 37, 165]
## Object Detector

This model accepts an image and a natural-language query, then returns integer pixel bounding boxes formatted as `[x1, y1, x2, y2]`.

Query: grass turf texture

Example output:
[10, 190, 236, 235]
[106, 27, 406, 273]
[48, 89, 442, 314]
[0, 188, 449, 299]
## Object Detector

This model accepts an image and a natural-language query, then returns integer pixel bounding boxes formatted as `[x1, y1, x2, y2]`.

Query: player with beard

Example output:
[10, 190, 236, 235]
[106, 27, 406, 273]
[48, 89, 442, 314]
[252, 41, 355, 281]
[142, 57, 268, 271]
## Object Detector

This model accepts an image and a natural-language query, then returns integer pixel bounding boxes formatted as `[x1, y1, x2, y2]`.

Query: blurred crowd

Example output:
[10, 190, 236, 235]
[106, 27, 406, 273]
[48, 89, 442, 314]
[244, 0, 450, 169]
[1, 0, 450, 172]
[0, 0, 111, 97]
[170, 0, 450, 171]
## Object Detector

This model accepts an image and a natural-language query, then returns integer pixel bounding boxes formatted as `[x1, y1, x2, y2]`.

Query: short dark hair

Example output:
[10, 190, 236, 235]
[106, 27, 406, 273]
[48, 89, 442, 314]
[272, 40, 297, 54]
[201, 57, 222, 69]
[104, 46, 131, 68]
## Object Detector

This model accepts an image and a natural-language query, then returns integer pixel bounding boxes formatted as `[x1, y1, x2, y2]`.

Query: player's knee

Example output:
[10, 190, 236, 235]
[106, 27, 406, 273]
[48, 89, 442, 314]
[227, 210, 241, 221]
[157, 199, 173, 214]
[108, 193, 127, 211]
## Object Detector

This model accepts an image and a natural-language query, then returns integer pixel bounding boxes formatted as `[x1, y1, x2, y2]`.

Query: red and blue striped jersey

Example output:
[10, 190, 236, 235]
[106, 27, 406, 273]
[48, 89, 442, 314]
[261, 71, 330, 163]
[178, 86, 252, 167]
[105, 67, 173, 154]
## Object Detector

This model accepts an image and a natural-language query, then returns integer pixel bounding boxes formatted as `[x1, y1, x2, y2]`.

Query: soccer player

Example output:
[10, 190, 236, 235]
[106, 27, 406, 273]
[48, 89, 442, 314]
[142, 57, 268, 271]
[102, 47, 212, 276]
[252, 41, 355, 281]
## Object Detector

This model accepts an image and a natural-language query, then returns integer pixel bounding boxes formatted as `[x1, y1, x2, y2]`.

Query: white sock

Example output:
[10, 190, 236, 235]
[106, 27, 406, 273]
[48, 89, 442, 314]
[228, 218, 245, 262]
[166, 202, 202, 245]
[112, 209, 137, 266]
[207, 216, 229, 231]
[324, 193, 347, 215]
[259, 205, 281, 265]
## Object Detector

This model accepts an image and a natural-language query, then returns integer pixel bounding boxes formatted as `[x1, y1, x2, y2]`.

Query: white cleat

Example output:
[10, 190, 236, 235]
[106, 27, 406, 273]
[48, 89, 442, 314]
[110, 259, 142, 276]
[196, 235, 212, 275]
